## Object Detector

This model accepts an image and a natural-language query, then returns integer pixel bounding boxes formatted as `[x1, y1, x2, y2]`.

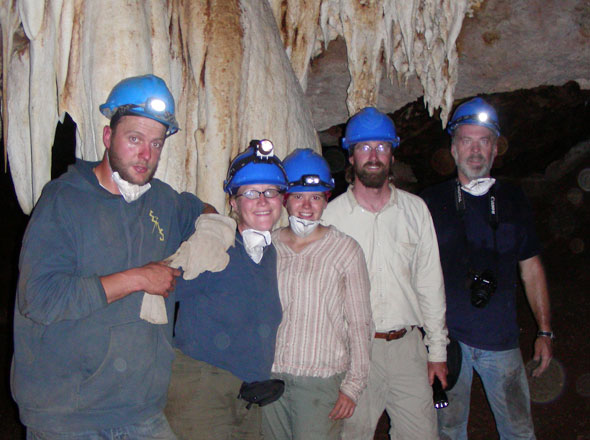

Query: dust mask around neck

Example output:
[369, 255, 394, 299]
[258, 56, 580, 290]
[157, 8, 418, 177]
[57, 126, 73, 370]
[461, 178, 496, 197]
[288, 215, 320, 238]
[112, 171, 151, 203]
[241, 229, 272, 264]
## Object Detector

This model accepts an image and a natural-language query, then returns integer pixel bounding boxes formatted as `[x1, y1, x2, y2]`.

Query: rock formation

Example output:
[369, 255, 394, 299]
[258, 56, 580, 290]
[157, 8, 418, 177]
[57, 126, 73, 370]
[1, 0, 588, 213]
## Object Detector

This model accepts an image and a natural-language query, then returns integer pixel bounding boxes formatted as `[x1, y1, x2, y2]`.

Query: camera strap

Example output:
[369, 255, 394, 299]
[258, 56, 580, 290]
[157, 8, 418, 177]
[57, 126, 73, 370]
[454, 180, 500, 256]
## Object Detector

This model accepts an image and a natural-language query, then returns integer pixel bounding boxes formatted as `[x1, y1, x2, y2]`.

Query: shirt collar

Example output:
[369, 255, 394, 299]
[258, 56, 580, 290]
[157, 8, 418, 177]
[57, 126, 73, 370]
[346, 183, 398, 213]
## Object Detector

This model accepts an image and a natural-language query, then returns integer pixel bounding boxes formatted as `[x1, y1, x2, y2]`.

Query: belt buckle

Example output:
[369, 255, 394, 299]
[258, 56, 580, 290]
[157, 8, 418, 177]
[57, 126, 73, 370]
[386, 329, 398, 341]
[385, 328, 408, 341]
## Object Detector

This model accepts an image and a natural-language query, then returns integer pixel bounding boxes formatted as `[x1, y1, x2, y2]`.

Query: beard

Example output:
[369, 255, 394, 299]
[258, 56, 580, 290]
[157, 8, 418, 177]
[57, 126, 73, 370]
[457, 153, 493, 181]
[354, 160, 390, 188]
[108, 145, 157, 186]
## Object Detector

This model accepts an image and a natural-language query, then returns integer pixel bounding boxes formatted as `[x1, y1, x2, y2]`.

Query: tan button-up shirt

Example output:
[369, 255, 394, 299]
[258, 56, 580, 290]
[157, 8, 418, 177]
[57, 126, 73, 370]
[322, 185, 448, 361]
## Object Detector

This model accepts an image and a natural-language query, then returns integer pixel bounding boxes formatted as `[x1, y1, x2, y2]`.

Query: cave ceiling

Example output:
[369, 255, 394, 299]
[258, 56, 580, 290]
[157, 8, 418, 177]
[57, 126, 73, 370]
[307, 0, 590, 194]
[306, 0, 590, 131]
[1, 0, 589, 214]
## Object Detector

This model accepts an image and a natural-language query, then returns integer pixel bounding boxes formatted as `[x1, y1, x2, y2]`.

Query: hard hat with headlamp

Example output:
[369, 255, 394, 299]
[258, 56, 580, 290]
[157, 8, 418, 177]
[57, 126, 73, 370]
[341, 107, 400, 151]
[99, 74, 179, 137]
[223, 140, 288, 195]
[283, 148, 335, 193]
[447, 97, 500, 137]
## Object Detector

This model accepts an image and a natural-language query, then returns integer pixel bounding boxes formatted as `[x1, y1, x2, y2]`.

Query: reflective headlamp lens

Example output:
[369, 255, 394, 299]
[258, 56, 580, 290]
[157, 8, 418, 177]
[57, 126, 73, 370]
[477, 112, 489, 123]
[258, 140, 274, 156]
[302, 175, 320, 185]
[149, 98, 166, 113]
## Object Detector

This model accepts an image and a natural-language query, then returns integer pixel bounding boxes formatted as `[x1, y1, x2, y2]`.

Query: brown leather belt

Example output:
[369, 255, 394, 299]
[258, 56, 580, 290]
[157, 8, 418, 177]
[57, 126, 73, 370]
[375, 326, 414, 341]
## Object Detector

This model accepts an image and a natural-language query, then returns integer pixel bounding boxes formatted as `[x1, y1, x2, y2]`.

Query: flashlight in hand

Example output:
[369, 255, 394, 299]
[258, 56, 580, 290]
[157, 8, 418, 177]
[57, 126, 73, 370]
[433, 377, 449, 409]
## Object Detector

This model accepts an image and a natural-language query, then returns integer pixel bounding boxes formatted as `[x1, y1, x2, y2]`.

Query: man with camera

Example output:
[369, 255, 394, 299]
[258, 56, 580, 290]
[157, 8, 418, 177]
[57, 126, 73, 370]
[421, 97, 553, 439]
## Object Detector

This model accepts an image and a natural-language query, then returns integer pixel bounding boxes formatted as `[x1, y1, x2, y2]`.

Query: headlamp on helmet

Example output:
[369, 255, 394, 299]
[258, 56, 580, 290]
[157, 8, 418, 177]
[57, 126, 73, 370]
[99, 74, 179, 137]
[148, 98, 167, 113]
[288, 174, 333, 190]
[223, 140, 288, 195]
[257, 140, 275, 157]
[228, 140, 278, 179]
[447, 97, 500, 137]
[283, 148, 335, 193]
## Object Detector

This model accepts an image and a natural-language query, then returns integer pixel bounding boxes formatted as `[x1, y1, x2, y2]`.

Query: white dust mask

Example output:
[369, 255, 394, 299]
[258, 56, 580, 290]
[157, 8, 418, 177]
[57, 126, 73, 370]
[461, 178, 496, 196]
[288, 215, 320, 238]
[241, 229, 272, 264]
[112, 171, 151, 203]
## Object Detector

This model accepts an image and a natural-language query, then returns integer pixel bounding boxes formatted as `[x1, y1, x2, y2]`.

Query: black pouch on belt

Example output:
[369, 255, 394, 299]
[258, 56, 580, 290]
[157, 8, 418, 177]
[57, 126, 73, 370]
[237, 379, 285, 409]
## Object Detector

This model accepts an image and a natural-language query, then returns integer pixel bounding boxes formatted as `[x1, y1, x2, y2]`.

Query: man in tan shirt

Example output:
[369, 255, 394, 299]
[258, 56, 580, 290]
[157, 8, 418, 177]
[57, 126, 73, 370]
[322, 107, 448, 440]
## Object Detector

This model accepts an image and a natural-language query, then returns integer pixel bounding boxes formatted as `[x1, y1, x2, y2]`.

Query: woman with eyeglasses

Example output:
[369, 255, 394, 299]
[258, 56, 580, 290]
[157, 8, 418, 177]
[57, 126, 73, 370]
[261, 148, 373, 440]
[165, 140, 287, 440]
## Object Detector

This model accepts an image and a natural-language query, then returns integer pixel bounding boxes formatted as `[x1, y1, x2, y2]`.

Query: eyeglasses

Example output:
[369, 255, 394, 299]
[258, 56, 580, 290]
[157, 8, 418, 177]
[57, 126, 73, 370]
[236, 189, 283, 200]
[355, 143, 391, 155]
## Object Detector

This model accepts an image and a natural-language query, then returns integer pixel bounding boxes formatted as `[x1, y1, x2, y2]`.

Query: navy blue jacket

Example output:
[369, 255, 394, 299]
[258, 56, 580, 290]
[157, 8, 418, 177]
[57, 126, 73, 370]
[421, 180, 540, 350]
[174, 234, 282, 383]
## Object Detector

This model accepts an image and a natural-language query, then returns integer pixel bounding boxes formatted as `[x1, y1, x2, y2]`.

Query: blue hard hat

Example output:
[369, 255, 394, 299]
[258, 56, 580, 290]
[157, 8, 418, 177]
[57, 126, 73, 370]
[341, 107, 400, 151]
[447, 97, 500, 137]
[223, 140, 288, 195]
[283, 148, 335, 193]
[99, 74, 179, 136]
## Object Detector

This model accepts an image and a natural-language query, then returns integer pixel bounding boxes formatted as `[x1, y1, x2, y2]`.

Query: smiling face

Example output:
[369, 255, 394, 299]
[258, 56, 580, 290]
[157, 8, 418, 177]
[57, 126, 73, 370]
[285, 192, 328, 221]
[103, 115, 167, 186]
[349, 140, 394, 188]
[451, 124, 498, 184]
[230, 184, 283, 233]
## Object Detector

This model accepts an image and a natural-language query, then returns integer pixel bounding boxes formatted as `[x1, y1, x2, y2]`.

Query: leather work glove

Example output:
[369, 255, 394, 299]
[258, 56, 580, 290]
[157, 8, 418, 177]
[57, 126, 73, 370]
[165, 213, 237, 279]
[140, 214, 236, 325]
[140, 293, 168, 325]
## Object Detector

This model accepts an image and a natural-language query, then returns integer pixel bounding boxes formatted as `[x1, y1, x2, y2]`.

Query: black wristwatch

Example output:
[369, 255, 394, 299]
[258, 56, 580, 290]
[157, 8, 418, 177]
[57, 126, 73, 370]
[537, 331, 555, 341]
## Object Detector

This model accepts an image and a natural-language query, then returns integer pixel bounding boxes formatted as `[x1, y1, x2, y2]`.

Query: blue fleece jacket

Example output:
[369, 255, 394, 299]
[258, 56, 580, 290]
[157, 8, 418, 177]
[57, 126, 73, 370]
[11, 159, 204, 431]
[174, 235, 282, 383]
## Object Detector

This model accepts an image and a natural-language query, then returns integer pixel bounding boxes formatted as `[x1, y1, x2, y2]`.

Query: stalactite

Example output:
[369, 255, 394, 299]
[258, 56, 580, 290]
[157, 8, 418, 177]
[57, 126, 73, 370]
[2, 0, 318, 213]
[272, 0, 478, 122]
